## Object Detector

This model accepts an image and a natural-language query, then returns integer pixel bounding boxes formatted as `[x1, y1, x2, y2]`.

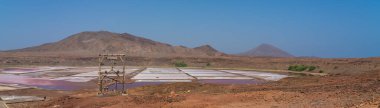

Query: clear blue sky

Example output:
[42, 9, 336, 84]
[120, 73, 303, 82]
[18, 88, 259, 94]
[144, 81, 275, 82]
[0, 0, 379, 58]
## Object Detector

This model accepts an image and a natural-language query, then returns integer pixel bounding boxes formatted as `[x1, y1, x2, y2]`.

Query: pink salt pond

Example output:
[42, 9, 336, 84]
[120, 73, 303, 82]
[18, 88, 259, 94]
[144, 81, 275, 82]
[1, 67, 69, 74]
[0, 74, 94, 90]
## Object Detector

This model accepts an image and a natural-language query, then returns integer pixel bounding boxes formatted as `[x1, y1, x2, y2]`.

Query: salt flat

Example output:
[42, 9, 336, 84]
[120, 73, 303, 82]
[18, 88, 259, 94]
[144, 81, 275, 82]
[221, 70, 288, 81]
[0, 66, 289, 90]
[131, 68, 288, 82]
[131, 68, 194, 81]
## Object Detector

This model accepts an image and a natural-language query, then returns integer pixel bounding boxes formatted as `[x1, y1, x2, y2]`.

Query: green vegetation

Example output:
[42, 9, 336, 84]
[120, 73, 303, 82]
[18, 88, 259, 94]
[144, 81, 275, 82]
[308, 66, 316, 71]
[319, 70, 324, 73]
[288, 65, 307, 71]
[174, 61, 187, 67]
[288, 65, 318, 72]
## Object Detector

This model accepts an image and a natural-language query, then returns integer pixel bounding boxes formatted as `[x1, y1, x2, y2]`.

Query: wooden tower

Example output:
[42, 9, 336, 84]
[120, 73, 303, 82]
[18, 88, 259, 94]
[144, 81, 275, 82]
[98, 54, 126, 95]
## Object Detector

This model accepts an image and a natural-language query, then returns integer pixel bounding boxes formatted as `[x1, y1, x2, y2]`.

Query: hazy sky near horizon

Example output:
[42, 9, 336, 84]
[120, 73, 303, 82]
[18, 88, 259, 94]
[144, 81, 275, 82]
[0, 0, 379, 58]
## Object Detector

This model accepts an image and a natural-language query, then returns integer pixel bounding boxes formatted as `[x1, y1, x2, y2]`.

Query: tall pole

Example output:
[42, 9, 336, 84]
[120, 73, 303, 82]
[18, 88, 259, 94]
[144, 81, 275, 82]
[98, 55, 102, 95]
[122, 55, 126, 94]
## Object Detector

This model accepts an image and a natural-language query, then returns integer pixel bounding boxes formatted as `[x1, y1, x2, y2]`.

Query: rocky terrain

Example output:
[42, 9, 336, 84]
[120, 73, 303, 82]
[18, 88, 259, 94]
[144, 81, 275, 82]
[5, 31, 224, 57]
[1, 31, 300, 58]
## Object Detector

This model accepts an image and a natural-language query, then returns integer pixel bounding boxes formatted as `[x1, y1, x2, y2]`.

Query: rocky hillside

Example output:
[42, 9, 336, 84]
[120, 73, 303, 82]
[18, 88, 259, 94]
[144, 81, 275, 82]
[194, 45, 224, 56]
[10, 31, 224, 57]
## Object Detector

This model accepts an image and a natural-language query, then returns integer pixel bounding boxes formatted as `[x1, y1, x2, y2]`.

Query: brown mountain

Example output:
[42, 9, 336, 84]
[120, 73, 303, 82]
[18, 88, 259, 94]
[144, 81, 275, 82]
[194, 45, 224, 56]
[239, 43, 294, 58]
[10, 31, 224, 57]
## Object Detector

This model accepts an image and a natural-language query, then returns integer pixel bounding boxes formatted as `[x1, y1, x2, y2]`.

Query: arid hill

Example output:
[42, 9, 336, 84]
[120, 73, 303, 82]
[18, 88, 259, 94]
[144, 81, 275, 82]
[194, 45, 225, 56]
[7, 31, 224, 57]
[239, 43, 294, 58]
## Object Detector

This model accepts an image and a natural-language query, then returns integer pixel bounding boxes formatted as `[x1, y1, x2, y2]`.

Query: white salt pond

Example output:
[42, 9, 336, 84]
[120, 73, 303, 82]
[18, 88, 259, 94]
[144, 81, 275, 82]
[0, 95, 45, 103]
[221, 70, 288, 81]
[0, 66, 289, 91]
[131, 68, 289, 83]
[131, 68, 194, 82]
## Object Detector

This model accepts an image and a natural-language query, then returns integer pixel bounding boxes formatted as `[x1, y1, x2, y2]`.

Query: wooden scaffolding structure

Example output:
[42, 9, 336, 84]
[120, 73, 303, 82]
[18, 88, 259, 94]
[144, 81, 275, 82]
[98, 54, 126, 95]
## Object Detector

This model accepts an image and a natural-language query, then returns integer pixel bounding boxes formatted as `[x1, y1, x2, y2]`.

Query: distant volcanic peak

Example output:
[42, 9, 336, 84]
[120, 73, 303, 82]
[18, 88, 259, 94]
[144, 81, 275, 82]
[254, 43, 284, 52]
[257, 43, 276, 48]
[240, 43, 294, 58]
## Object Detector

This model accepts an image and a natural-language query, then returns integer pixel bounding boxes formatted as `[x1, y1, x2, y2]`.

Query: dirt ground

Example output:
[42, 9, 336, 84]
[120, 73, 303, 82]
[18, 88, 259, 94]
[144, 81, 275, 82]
[1, 69, 378, 108]
[1, 56, 380, 108]
[1, 55, 380, 74]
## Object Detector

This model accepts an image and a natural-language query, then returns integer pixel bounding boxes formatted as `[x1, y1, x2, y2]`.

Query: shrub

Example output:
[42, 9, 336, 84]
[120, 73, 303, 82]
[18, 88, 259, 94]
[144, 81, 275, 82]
[319, 70, 324, 73]
[174, 61, 187, 67]
[288, 65, 296, 70]
[288, 65, 317, 72]
[308, 66, 316, 71]
[295, 65, 308, 71]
